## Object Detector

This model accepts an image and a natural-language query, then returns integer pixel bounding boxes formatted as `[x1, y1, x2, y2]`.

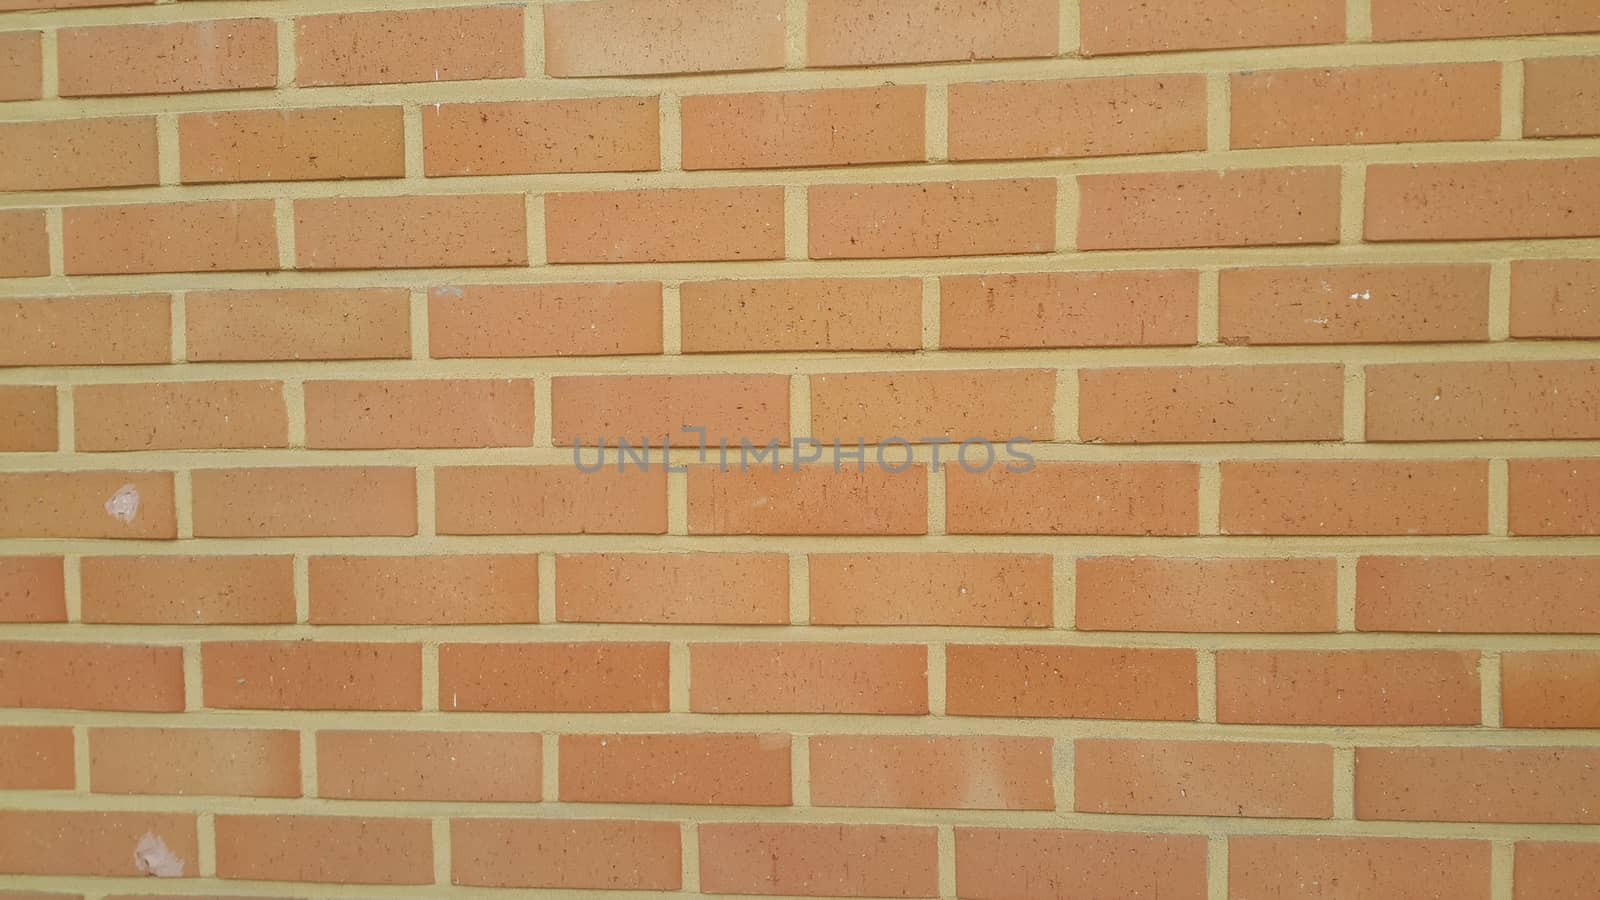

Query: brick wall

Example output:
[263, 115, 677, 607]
[1, 0, 1599, 896]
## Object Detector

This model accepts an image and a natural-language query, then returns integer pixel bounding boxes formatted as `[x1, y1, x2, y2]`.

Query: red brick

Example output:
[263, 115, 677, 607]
[440, 642, 669, 712]
[1, 295, 171, 367]
[81, 556, 294, 624]
[947, 463, 1200, 535]
[192, 467, 417, 538]
[0, 118, 157, 191]
[0, 811, 196, 878]
[0, 385, 55, 451]
[688, 465, 927, 536]
[0, 557, 65, 623]
[1232, 64, 1500, 148]
[1512, 260, 1600, 338]
[1357, 556, 1600, 633]
[1077, 557, 1338, 632]
[683, 86, 924, 170]
[310, 555, 537, 625]
[1221, 460, 1489, 535]
[809, 553, 1052, 627]
[0, 31, 42, 103]
[941, 270, 1199, 349]
[1356, 747, 1600, 823]
[1367, 361, 1600, 440]
[809, 179, 1055, 258]
[295, 7, 523, 86]
[1082, 0, 1344, 54]
[306, 379, 532, 449]
[1501, 652, 1600, 728]
[1078, 167, 1341, 249]
[1230, 836, 1491, 900]
[556, 553, 789, 624]
[0, 642, 183, 712]
[560, 733, 790, 805]
[811, 369, 1054, 443]
[215, 815, 432, 885]
[89, 728, 298, 797]
[546, 187, 783, 263]
[690, 642, 927, 714]
[74, 381, 287, 451]
[0, 209, 48, 278]
[425, 97, 658, 176]
[700, 823, 939, 897]
[951, 75, 1206, 161]
[947, 645, 1197, 720]
[807, 0, 1057, 66]
[64, 201, 277, 275]
[810, 735, 1053, 810]
[553, 374, 788, 447]
[1219, 264, 1491, 345]
[1366, 159, 1600, 241]
[956, 828, 1207, 899]
[1372, 0, 1600, 41]
[0, 471, 176, 540]
[186, 288, 410, 361]
[436, 466, 666, 535]
[202, 642, 421, 711]
[1216, 650, 1480, 725]
[1525, 57, 1600, 137]
[318, 731, 540, 802]
[0, 726, 73, 789]
[179, 107, 404, 183]
[1081, 364, 1343, 443]
[1515, 843, 1600, 900]
[429, 282, 662, 358]
[58, 19, 276, 96]
[682, 277, 922, 353]
[451, 818, 681, 890]
[545, 0, 784, 77]
[1077, 739, 1333, 818]
[294, 195, 527, 269]
[1510, 459, 1600, 535]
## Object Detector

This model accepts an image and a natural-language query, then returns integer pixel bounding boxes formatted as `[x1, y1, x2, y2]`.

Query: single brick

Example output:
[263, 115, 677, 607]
[1218, 264, 1491, 344]
[947, 645, 1198, 720]
[950, 75, 1206, 161]
[58, 19, 276, 96]
[202, 642, 421, 711]
[81, 555, 295, 624]
[1078, 167, 1341, 249]
[1525, 57, 1600, 137]
[435, 466, 666, 535]
[64, 201, 277, 275]
[545, 0, 784, 76]
[699, 823, 939, 897]
[0, 385, 55, 451]
[294, 195, 527, 269]
[1, 294, 171, 367]
[1512, 260, 1600, 338]
[0, 118, 157, 191]
[1080, 364, 1344, 443]
[0, 209, 48, 278]
[1367, 361, 1600, 441]
[682, 277, 922, 353]
[1366, 159, 1600, 241]
[552, 374, 789, 447]
[946, 463, 1200, 535]
[0, 471, 175, 540]
[687, 465, 928, 535]
[1230, 836, 1491, 900]
[956, 828, 1207, 899]
[295, 6, 523, 86]
[179, 107, 404, 183]
[429, 282, 663, 358]
[689, 642, 928, 714]
[1358, 556, 1600, 633]
[1501, 652, 1600, 728]
[1076, 739, 1334, 818]
[1082, 0, 1343, 54]
[424, 97, 659, 176]
[191, 468, 417, 538]
[74, 381, 287, 451]
[1076, 557, 1338, 633]
[305, 379, 533, 449]
[809, 179, 1055, 259]
[1221, 460, 1489, 535]
[0, 726, 72, 789]
[89, 728, 299, 797]
[682, 86, 924, 170]
[811, 369, 1055, 442]
[186, 288, 411, 361]
[546, 187, 784, 263]
[318, 731, 540, 802]
[560, 733, 791, 805]
[809, 553, 1052, 627]
[0, 557, 65, 623]
[214, 815, 432, 885]
[1515, 843, 1600, 900]
[1216, 650, 1481, 725]
[310, 555, 537, 625]
[1372, 0, 1600, 41]
[451, 818, 681, 890]
[0, 31, 43, 102]
[556, 553, 789, 624]
[1509, 459, 1600, 535]
[1232, 63, 1500, 148]
[810, 735, 1054, 810]
[807, 0, 1057, 66]
[940, 270, 1199, 349]
[1356, 747, 1600, 823]
[0, 811, 196, 878]
[0, 642, 182, 711]
[439, 642, 669, 712]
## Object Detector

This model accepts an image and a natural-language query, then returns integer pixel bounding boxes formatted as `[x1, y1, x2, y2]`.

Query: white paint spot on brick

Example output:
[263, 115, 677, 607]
[133, 831, 185, 878]
[105, 484, 140, 524]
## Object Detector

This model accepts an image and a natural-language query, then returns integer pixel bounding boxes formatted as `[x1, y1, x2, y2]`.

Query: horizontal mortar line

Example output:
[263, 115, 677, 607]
[0, 881, 710, 900]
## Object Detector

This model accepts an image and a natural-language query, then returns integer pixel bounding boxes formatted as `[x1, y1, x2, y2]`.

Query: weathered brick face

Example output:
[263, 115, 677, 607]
[1, 0, 1598, 895]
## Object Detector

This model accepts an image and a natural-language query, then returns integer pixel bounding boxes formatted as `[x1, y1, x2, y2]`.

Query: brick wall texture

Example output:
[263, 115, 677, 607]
[2, 0, 1600, 897]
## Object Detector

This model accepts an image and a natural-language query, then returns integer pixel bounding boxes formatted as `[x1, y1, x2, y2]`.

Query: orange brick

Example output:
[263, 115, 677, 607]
[186, 288, 410, 361]
[0, 557, 65, 623]
[179, 107, 404, 183]
[439, 642, 669, 712]
[1501, 652, 1600, 728]
[1232, 64, 1500, 148]
[295, 7, 522, 86]
[0, 31, 42, 102]
[306, 379, 533, 449]
[689, 642, 927, 714]
[1219, 264, 1491, 344]
[0, 642, 182, 712]
[1, 295, 171, 367]
[556, 553, 789, 624]
[946, 463, 1200, 535]
[1079, 167, 1341, 249]
[947, 645, 1197, 720]
[0, 471, 175, 540]
[451, 818, 681, 890]
[1080, 364, 1344, 443]
[74, 381, 286, 451]
[425, 97, 659, 176]
[809, 553, 1052, 627]
[1515, 843, 1600, 900]
[58, 19, 276, 96]
[1221, 460, 1489, 535]
[1356, 747, 1600, 823]
[64, 201, 277, 275]
[1368, 361, 1600, 440]
[545, 0, 784, 76]
[1372, 0, 1600, 40]
[807, 0, 1056, 66]
[1525, 57, 1600, 137]
[810, 735, 1053, 810]
[940, 270, 1199, 349]
[0, 811, 196, 878]
[681, 277, 922, 353]
[546, 187, 784, 263]
[215, 815, 432, 885]
[956, 828, 1206, 899]
[0, 726, 72, 789]
[699, 823, 938, 897]
[553, 374, 789, 447]
[683, 86, 924, 170]
[1510, 459, 1600, 535]
[1358, 556, 1600, 633]
[1081, 0, 1344, 54]
[1077, 557, 1338, 632]
[950, 75, 1206, 161]
[428, 282, 663, 358]
[436, 466, 666, 535]
[81, 556, 294, 624]
[89, 728, 299, 797]
[1230, 836, 1491, 900]
[560, 733, 791, 805]
[310, 555, 537, 625]
[810, 179, 1055, 258]
[0, 209, 48, 278]
[1366, 159, 1600, 241]
[1512, 260, 1600, 338]
[1217, 650, 1481, 725]
[318, 731, 540, 802]
[0, 385, 55, 451]
[688, 465, 928, 536]
[202, 641, 421, 711]
[0, 118, 157, 191]
[192, 467, 417, 538]
[1077, 740, 1333, 818]
[811, 369, 1055, 442]
[294, 195, 527, 269]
